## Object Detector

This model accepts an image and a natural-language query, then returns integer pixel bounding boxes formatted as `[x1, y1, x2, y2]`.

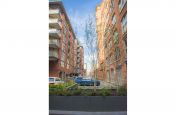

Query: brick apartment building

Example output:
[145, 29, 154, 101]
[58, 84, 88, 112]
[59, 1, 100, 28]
[74, 39, 84, 76]
[49, 0, 84, 79]
[96, 0, 127, 86]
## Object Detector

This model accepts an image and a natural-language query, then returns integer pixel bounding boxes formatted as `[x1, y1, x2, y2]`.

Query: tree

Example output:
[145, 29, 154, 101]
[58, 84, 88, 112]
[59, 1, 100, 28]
[84, 14, 99, 91]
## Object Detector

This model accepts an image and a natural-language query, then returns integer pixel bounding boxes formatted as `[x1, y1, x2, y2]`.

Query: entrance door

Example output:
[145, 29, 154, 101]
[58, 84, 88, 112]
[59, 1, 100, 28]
[111, 68, 115, 84]
[117, 65, 122, 86]
[106, 70, 110, 82]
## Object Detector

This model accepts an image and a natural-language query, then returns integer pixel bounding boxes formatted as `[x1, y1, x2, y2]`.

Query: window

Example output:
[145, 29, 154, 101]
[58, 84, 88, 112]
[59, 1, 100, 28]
[61, 53, 64, 67]
[115, 47, 120, 60]
[116, 65, 122, 85]
[119, 0, 127, 11]
[61, 52, 65, 61]
[110, 54, 112, 64]
[106, 57, 110, 65]
[64, 26, 67, 35]
[106, 70, 110, 82]
[111, 68, 115, 83]
[123, 38, 127, 59]
[121, 13, 127, 33]
[113, 31, 118, 43]
[61, 61, 64, 67]
[109, 40, 112, 49]
[123, 39, 127, 53]
[63, 34, 66, 43]
[49, 78, 54, 82]
[67, 60, 69, 69]
[112, 14, 117, 25]
[110, 0, 115, 13]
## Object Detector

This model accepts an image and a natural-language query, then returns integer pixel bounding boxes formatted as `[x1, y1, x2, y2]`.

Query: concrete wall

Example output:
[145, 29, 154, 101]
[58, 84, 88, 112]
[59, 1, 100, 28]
[49, 96, 127, 111]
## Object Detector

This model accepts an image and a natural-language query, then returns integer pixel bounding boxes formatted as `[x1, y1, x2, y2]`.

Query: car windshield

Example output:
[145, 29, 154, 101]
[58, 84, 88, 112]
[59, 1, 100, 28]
[82, 78, 91, 80]
[55, 79, 60, 81]
[49, 78, 54, 82]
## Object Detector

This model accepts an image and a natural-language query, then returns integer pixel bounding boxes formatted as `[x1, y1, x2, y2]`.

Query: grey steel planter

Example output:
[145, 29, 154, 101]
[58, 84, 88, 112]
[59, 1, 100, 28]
[49, 96, 127, 111]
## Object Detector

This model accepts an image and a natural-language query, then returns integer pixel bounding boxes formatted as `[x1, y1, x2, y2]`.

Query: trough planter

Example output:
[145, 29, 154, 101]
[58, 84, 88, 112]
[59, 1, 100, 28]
[49, 96, 127, 111]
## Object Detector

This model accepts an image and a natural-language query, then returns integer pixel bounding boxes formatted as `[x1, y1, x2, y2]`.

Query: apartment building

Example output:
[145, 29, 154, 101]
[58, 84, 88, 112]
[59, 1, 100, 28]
[49, 0, 84, 79]
[96, 0, 127, 86]
[74, 39, 84, 76]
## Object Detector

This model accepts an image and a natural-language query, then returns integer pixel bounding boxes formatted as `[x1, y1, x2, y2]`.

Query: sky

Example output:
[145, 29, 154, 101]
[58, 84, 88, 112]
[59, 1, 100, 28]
[62, 0, 102, 73]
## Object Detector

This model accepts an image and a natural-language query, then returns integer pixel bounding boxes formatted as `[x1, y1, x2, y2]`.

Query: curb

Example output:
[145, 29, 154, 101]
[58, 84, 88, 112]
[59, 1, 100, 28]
[49, 110, 127, 115]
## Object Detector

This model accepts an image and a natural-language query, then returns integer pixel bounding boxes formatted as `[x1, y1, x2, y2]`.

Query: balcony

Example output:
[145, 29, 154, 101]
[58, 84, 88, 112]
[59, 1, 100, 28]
[77, 55, 80, 58]
[77, 60, 80, 63]
[49, 19, 62, 29]
[49, 29, 61, 38]
[49, 9, 61, 19]
[77, 49, 80, 53]
[49, 50, 58, 61]
[49, 39, 60, 48]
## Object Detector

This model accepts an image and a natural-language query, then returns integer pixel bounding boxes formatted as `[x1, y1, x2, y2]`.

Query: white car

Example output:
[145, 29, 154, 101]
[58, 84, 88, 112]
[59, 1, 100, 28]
[49, 77, 64, 84]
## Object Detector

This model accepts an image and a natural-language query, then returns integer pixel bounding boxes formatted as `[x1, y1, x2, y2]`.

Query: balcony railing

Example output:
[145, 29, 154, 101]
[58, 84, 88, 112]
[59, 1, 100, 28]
[77, 55, 81, 58]
[49, 9, 60, 14]
[49, 29, 61, 38]
[49, 19, 58, 23]
[49, 50, 58, 61]
[49, 39, 59, 48]
[49, 19, 62, 29]
[49, 9, 61, 19]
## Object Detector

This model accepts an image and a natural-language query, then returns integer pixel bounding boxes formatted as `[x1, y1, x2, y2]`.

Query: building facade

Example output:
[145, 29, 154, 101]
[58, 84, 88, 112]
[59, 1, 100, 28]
[75, 39, 84, 76]
[49, 0, 84, 79]
[96, 0, 127, 86]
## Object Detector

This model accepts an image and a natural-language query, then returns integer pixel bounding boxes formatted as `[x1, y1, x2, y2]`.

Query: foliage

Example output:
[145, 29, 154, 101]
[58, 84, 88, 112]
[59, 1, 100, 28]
[117, 85, 127, 96]
[100, 88, 111, 96]
[72, 89, 82, 96]
[49, 87, 120, 96]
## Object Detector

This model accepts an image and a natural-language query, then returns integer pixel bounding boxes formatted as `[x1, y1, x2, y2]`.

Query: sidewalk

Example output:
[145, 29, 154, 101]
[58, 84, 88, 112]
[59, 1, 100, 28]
[100, 81, 117, 89]
[49, 110, 127, 115]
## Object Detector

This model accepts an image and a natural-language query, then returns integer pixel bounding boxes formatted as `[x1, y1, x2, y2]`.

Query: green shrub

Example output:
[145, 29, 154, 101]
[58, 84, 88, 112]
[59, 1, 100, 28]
[72, 89, 82, 96]
[117, 85, 127, 96]
[81, 91, 91, 96]
[100, 88, 111, 96]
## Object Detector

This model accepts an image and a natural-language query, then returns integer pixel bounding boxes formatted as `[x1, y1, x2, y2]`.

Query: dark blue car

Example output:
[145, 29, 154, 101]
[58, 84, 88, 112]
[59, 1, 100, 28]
[80, 78, 100, 86]
[74, 77, 83, 84]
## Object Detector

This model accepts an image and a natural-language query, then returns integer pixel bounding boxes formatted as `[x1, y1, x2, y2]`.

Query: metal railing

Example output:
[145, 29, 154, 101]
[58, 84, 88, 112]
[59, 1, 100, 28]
[49, 39, 59, 47]
[49, 9, 60, 14]
[49, 50, 58, 58]
[49, 29, 61, 35]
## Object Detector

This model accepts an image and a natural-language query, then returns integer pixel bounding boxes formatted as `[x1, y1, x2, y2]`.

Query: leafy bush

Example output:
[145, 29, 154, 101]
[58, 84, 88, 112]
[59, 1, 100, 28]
[72, 89, 82, 96]
[100, 88, 111, 96]
[117, 85, 127, 96]
[81, 90, 92, 96]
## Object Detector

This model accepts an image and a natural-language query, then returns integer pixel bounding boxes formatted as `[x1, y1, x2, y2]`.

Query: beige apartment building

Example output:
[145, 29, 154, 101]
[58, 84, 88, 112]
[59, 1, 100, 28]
[96, 0, 127, 86]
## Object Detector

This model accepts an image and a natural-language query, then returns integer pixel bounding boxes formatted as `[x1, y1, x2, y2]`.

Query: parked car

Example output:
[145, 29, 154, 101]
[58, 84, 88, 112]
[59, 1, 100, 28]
[80, 78, 100, 86]
[74, 76, 83, 84]
[49, 77, 64, 84]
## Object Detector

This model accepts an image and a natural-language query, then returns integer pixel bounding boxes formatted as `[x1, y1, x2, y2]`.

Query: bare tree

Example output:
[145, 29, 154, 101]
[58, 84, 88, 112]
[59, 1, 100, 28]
[84, 14, 99, 91]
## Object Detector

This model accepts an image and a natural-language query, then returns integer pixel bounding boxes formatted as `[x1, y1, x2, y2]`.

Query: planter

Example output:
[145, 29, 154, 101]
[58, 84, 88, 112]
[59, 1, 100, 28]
[49, 96, 127, 111]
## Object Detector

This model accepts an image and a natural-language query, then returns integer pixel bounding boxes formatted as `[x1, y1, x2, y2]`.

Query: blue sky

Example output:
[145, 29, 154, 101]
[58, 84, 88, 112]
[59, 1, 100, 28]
[62, 0, 102, 73]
